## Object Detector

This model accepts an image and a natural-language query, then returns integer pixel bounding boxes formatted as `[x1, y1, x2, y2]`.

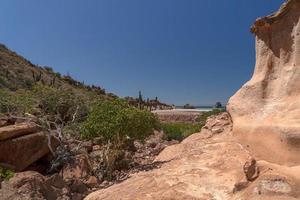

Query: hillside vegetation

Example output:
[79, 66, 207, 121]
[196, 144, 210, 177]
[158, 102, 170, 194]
[0, 43, 114, 98]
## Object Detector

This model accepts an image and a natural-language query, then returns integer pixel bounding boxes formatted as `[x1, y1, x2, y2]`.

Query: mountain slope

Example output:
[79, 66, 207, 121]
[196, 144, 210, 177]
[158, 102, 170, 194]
[0, 43, 113, 99]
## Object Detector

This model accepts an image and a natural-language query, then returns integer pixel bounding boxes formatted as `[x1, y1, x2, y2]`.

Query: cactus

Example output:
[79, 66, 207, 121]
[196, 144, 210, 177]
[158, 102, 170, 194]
[32, 70, 35, 80]
[138, 91, 143, 110]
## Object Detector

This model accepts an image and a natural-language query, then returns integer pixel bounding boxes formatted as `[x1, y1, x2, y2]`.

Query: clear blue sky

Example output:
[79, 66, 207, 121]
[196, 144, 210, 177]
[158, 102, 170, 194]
[0, 0, 284, 105]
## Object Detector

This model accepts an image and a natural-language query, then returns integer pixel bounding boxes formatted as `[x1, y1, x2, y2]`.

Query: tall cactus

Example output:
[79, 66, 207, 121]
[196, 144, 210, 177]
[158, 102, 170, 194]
[138, 91, 143, 110]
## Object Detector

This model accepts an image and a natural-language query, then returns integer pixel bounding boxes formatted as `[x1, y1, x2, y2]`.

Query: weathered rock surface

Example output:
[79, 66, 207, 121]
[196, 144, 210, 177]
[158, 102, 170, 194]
[85, 112, 300, 200]
[227, 0, 300, 165]
[85, 114, 239, 199]
[0, 171, 69, 200]
[0, 122, 39, 141]
[0, 123, 58, 171]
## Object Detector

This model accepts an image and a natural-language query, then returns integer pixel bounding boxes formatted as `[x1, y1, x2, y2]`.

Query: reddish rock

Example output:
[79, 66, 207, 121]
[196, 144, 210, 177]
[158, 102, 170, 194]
[62, 154, 91, 181]
[82, 141, 93, 153]
[0, 171, 69, 200]
[84, 176, 99, 188]
[0, 132, 59, 171]
[243, 158, 260, 181]
[0, 122, 39, 141]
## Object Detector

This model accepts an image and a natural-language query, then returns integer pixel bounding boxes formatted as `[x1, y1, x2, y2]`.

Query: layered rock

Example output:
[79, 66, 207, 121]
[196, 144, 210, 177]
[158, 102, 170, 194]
[0, 122, 58, 171]
[227, 0, 300, 166]
[0, 171, 70, 200]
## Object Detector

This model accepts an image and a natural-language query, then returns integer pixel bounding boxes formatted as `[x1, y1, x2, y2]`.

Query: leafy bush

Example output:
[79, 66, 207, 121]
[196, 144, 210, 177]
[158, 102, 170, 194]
[31, 84, 89, 122]
[81, 99, 159, 142]
[162, 108, 226, 141]
[0, 84, 89, 125]
[196, 108, 226, 123]
[161, 123, 202, 141]
[0, 167, 14, 181]
[0, 89, 35, 114]
[44, 66, 54, 73]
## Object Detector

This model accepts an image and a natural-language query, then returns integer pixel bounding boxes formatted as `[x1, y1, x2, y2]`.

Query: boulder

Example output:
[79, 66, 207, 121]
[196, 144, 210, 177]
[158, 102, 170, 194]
[61, 154, 92, 182]
[0, 116, 16, 128]
[243, 158, 260, 182]
[227, 0, 300, 165]
[0, 171, 70, 200]
[0, 132, 59, 171]
[0, 122, 39, 141]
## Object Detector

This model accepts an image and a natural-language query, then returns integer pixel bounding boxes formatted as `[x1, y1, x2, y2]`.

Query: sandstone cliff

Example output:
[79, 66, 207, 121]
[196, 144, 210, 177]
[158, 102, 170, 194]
[228, 0, 300, 166]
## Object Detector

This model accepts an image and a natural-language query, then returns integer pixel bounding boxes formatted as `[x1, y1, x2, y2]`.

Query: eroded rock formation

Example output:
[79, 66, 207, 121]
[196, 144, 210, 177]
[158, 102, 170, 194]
[228, 0, 300, 165]
[85, 113, 300, 200]
[0, 122, 58, 171]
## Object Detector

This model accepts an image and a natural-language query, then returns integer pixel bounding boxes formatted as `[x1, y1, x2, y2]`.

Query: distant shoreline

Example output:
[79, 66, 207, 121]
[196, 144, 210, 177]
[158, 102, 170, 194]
[174, 108, 213, 112]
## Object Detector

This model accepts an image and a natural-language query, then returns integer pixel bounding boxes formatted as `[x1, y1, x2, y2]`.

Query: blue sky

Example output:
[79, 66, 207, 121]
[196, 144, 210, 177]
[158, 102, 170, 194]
[0, 0, 284, 105]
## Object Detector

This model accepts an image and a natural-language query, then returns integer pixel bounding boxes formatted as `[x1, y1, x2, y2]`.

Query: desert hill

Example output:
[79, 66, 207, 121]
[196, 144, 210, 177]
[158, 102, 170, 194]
[0, 43, 115, 99]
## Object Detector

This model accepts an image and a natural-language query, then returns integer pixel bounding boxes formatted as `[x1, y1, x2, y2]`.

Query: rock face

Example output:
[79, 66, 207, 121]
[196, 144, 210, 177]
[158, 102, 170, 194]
[0, 122, 58, 171]
[227, 0, 300, 166]
[85, 112, 300, 200]
[0, 171, 70, 200]
[85, 113, 243, 200]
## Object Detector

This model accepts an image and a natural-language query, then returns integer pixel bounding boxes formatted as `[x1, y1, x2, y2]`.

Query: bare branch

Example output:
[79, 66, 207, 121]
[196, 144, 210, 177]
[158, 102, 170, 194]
[72, 105, 79, 123]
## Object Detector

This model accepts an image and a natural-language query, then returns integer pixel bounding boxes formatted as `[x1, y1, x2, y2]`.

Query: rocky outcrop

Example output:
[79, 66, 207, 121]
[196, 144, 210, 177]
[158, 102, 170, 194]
[0, 122, 58, 171]
[0, 171, 70, 200]
[84, 113, 243, 200]
[85, 112, 300, 200]
[227, 0, 300, 165]
[0, 122, 39, 141]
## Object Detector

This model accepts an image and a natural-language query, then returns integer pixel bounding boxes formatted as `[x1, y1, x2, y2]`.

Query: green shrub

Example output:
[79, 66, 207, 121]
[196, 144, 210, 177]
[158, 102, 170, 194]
[161, 123, 202, 141]
[81, 99, 159, 142]
[162, 108, 226, 141]
[0, 89, 34, 114]
[31, 84, 88, 122]
[44, 66, 54, 73]
[0, 167, 14, 181]
[0, 85, 89, 125]
[196, 108, 226, 123]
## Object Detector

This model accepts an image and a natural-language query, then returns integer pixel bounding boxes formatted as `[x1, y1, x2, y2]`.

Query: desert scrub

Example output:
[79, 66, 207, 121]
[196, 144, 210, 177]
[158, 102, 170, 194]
[162, 109, 226, 141]
[161, 123, 202, 141]
[0, 85, 88, 120]
[0, 89, 34, 113]
[196, 108, 226, 123]
[81, 99, 160, 180]
[0, 167, 14, 181]
[81, 99, 160, 142]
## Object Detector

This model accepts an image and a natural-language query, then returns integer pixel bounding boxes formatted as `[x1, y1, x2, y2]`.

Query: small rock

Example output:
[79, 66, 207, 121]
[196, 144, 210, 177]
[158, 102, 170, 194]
[84, 176, 99, 188]
[71, 192, 84, 200]
[70, 179, 88, 193]
[243, 158, 259, 181]
[62, 154, 91, 182]
[90, 149, 103, 157]
[82, 141, 93, 153]
[45, 173, 66, 189]
[211, 127, 224, 134]
[92, 145, 101, 151]
[233, 181, 249, 193]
